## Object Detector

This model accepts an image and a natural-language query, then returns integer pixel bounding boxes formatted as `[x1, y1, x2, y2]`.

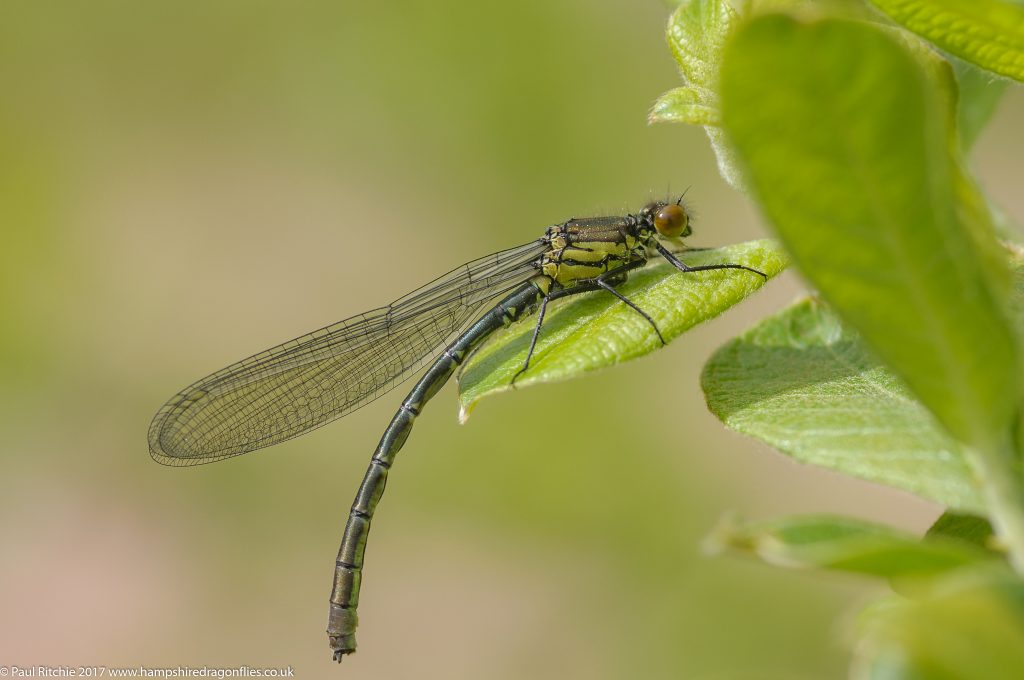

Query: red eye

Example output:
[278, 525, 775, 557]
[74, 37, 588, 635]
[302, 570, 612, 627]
[654, 203, 688, 238]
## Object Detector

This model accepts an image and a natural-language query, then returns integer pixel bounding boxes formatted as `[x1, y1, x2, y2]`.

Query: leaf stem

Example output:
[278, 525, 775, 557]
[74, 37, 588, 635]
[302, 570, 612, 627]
[967, 438, 1024, 573]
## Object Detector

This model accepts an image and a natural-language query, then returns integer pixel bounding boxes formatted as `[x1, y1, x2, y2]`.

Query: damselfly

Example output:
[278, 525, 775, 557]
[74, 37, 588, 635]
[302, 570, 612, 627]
[148, 198, 765, 661]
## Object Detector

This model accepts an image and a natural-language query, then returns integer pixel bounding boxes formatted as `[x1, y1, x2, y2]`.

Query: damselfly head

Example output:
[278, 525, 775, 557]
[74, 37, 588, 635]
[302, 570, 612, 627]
[641, 199, 691, 239]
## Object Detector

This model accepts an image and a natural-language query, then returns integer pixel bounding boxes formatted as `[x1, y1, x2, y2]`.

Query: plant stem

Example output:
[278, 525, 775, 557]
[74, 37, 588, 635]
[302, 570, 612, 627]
[967, 439, 1024, 573]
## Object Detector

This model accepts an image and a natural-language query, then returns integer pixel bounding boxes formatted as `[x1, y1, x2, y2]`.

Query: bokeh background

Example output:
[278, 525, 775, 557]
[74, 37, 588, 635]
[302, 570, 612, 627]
[2, 2, 1022, 678]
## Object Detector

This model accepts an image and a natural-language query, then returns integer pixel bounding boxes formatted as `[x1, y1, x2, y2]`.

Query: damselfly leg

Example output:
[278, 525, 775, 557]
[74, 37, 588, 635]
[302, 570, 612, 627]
[655, 241, 768, 279]
[510, 252, 765, 386]
[511, 258, 658, 386]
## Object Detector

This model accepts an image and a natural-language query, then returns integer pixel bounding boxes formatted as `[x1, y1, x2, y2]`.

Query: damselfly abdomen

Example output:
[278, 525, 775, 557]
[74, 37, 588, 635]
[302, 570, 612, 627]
[147, 199, 765, 661]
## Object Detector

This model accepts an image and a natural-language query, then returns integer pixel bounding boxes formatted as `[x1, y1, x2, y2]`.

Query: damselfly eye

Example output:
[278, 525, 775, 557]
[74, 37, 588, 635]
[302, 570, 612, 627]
[654, 203, 689, 238]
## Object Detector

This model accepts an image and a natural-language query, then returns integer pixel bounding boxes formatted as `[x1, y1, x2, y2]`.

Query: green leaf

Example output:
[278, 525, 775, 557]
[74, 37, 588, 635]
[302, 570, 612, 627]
[853, 570, 1024, 679]
[457, 240, 787, 418]
[926, 511, 998, 552]
[868, 0, 1024, 82]
[665, 0, 734, 100]
[657, 0, 745, 188]
[701, 249, 1024, 516]
[720, 15, 1017, 451]
[707, 514, 1001, 579]
[649, 86, 721, 125]
[702, 297, 984, 512]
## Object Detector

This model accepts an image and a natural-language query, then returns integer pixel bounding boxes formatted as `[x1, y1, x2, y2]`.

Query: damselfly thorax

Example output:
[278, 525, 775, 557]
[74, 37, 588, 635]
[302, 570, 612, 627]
[534, 200, 689, 295]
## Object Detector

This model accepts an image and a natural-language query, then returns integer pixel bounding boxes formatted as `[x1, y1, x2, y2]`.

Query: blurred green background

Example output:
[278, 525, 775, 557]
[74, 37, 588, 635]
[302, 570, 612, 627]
[2, 1, 1022, 678]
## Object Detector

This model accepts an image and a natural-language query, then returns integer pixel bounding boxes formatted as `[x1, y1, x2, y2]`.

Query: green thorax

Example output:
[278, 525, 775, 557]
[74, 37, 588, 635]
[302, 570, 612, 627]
[539, 214, 655, 289]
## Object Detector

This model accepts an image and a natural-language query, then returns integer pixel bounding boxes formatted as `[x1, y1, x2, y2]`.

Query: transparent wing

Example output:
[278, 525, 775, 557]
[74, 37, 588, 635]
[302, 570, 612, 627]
[148, 239, 547, 465]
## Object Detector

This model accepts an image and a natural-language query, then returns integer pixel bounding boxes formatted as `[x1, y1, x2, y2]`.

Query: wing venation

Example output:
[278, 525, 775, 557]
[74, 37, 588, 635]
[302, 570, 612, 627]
[148, 239, 547, 465]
